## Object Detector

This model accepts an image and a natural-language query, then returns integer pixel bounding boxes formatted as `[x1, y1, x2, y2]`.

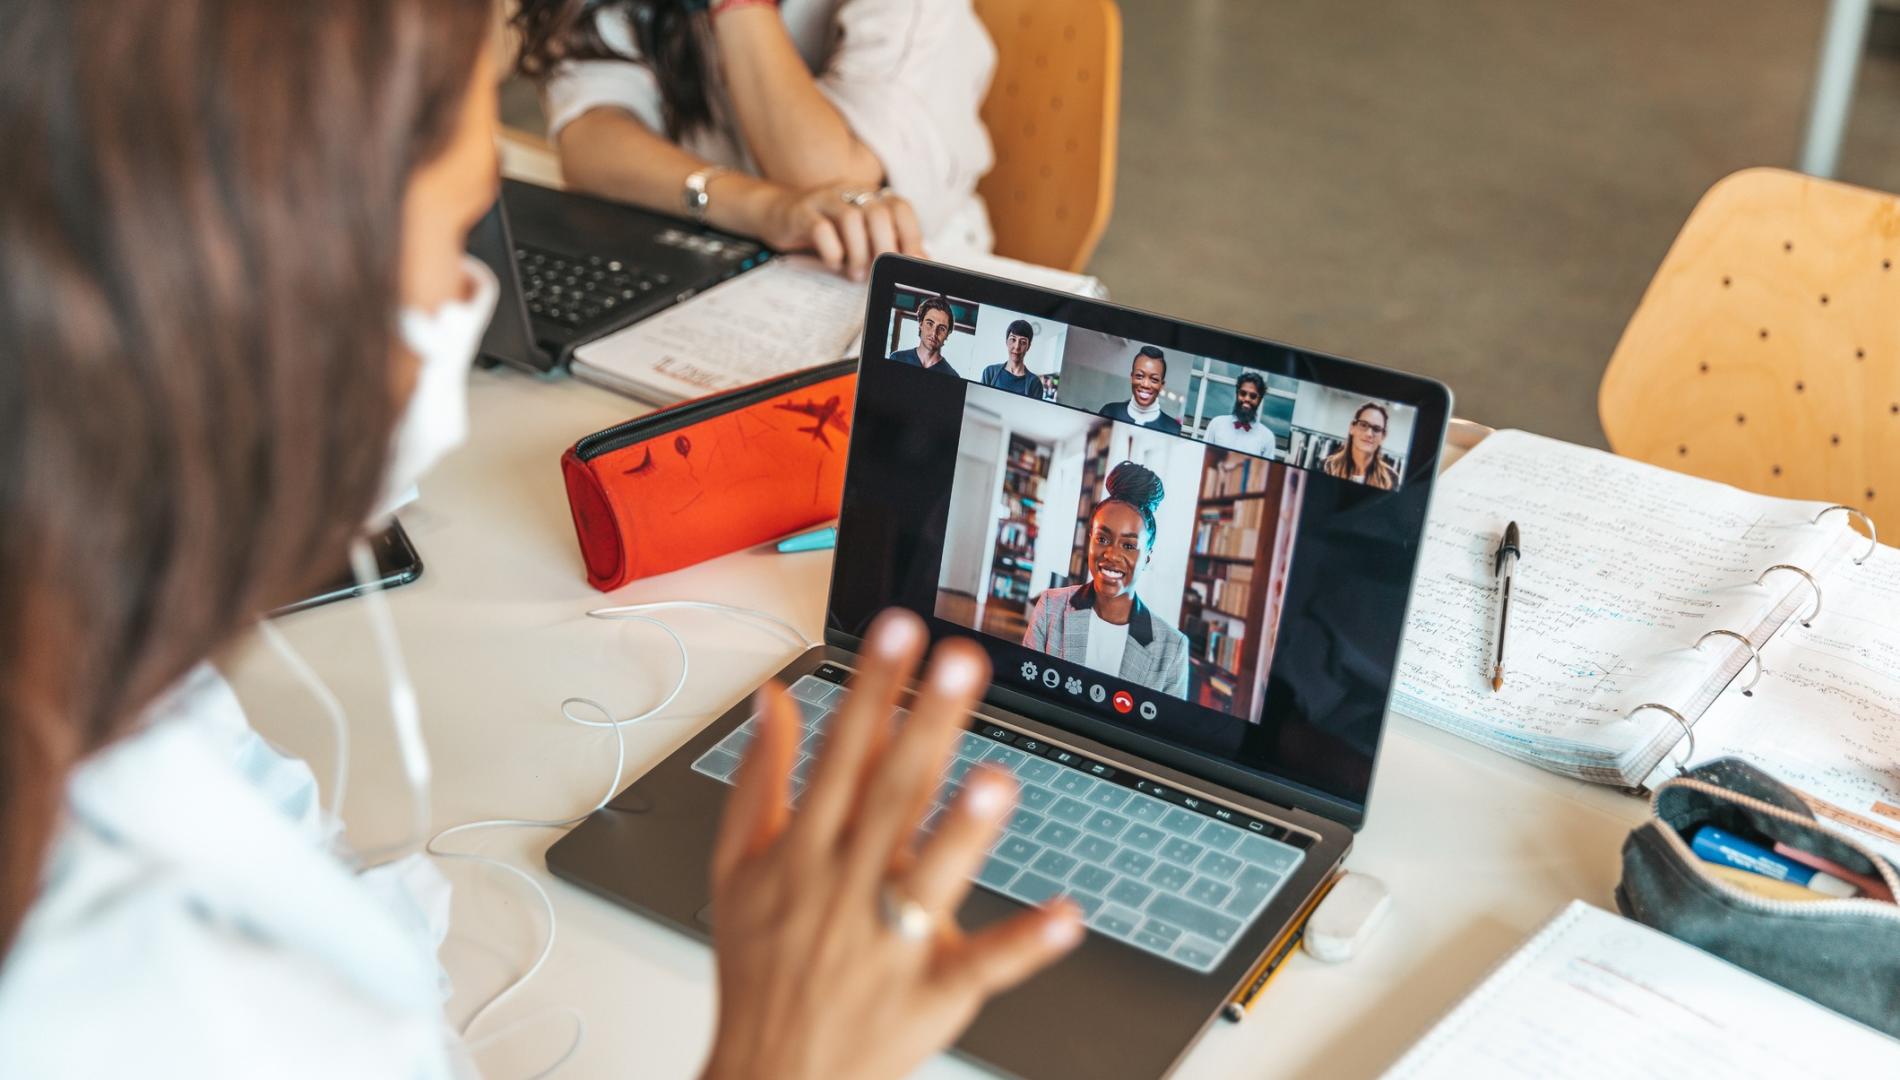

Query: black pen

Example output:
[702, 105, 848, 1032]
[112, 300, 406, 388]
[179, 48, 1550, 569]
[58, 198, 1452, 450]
[1491, 521, 1520, 692]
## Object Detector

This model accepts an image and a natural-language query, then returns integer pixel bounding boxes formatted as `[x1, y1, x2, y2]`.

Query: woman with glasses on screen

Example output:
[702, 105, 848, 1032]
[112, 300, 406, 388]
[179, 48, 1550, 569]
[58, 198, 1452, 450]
[1022, 464, 1192, 699]
[1321, 402, 1400, 490]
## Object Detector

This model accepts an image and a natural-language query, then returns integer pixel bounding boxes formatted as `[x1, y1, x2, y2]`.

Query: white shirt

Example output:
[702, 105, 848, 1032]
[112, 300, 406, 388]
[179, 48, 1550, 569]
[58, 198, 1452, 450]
[1203, 415, 1278, 459]
[1084, 606, 1132, 676]
[544, 0, 999, 254]
[0, 665, 467, 1080]
[1123, 397, 1164, 426]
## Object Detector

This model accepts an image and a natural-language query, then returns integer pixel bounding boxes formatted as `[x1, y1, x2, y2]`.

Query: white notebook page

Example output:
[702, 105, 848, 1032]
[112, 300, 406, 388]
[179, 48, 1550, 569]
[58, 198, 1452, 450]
[1394, 430, 1839, 770]
[1384, 901, 1900, 1078]
[1693, 543, 1900, 862]
[573, 257, 865, 403]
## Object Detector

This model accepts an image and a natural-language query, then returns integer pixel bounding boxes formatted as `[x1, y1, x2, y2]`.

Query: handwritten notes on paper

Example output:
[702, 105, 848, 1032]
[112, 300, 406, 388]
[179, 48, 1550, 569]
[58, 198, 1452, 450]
[1695, 544, 1900, 860]
[1383, 901, 1900, 1079]
[573, 257, 866, 403]
[1393, 430, 1838, 780]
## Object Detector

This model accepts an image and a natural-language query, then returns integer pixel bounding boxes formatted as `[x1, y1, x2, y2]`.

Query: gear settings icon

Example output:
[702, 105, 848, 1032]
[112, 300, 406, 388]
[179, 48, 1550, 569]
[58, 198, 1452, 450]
[1019, 660, 1040, 682]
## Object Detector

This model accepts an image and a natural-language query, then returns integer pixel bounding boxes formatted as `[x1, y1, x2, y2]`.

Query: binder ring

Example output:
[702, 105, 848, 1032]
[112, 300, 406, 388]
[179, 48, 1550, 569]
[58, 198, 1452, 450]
[1694, 629, 1764, 693]
[1629, 703, 1695, 777]
[1812, 504, 1877, 565]
[1756, 563, 1823, 626]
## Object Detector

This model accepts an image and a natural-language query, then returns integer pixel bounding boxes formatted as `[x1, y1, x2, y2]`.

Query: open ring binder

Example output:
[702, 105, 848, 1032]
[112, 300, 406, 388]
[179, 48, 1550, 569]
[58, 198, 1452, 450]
[1629, 702, 1695, 777]
[1756, 563, 1823, 626]
[1695, 629, 1764, 694]
[1813, 504, 1878, 565]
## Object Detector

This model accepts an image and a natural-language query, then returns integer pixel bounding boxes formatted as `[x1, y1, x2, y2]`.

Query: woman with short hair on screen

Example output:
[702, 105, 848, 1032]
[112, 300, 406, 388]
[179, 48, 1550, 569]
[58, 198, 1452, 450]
[1321, 402, 1400, 490]
[1021, 463, 1192, 699]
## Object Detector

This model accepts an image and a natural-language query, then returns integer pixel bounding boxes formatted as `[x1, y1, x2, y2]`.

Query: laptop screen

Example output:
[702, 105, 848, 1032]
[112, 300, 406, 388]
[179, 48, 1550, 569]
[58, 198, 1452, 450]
[831, 258, 1450, 826]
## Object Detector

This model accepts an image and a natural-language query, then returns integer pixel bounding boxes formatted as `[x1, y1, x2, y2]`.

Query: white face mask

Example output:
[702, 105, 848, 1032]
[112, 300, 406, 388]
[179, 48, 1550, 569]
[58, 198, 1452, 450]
[373, 254, 499, 521]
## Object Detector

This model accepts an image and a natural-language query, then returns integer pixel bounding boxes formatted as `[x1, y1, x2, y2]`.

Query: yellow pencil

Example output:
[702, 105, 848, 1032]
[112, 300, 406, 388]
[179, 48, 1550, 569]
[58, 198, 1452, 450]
[1703, 863, 1836, 902]
[1222, 871, 1341, 1021]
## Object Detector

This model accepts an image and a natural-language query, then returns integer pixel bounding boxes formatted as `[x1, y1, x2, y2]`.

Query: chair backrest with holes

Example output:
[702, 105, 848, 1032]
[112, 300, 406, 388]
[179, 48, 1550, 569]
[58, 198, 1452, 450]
[1599, 167, 1900, 533]
[972, 0, 1121, 272]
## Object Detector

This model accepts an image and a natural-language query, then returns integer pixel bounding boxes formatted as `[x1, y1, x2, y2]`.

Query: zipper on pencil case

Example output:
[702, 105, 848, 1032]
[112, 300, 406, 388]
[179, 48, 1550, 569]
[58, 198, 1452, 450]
[572, 358, 859, 462]
[1649, 776, 1900, 921]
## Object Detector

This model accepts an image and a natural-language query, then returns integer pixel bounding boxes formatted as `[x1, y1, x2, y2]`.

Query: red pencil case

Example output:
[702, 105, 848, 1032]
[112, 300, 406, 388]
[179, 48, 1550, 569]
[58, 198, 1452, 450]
[561, 360, 857, 590]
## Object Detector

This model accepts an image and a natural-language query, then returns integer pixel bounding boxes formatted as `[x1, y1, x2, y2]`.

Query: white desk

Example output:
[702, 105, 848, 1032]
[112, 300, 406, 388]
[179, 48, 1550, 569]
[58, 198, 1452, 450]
[223, 371, 1651, 1078]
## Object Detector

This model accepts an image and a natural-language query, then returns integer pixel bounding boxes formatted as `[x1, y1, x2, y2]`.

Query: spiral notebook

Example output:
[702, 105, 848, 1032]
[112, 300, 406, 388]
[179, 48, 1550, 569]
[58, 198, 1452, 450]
[1383, 900, 1900, 1078]
[1394, 430, 1900, 859]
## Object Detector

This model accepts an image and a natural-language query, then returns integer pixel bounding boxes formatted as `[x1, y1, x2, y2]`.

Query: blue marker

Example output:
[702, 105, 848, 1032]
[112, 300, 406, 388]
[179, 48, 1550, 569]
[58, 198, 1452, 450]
[1690, 826, 1858, 897]
[775, 526, 837, 554]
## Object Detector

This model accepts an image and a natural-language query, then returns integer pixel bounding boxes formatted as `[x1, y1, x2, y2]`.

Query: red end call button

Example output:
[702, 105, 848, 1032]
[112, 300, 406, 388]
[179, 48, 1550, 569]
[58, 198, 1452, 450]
[1111, 690, 1134, 714]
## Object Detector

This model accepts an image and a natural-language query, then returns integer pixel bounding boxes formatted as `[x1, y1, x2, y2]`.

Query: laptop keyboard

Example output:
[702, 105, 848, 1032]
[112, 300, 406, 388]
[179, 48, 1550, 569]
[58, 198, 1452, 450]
[691, 673, 1306, 974]
[515, 244, 673, 330]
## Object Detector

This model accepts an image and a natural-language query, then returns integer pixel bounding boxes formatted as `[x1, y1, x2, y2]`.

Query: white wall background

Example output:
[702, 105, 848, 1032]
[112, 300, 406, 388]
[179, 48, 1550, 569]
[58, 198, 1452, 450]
[940, 409, 1004, 600]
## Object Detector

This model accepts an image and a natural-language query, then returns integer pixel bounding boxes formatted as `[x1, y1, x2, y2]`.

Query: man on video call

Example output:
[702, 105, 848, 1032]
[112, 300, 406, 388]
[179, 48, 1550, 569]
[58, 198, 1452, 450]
[979, 319, 1053, 398]
[1201, 372, 1278, 458]
[887, 294, 962, 377]
[1098, 345, 1182, 434]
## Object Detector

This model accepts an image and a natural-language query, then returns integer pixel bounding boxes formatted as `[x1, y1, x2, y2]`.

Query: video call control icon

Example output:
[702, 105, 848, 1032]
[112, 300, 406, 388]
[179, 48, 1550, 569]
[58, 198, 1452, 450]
[1019, 660, 1040, 683]
[1064, 676, 1084, 696]
[1088, 683, 1107, 703]
[1042, 666, 1062, 690]
[1111, 690, 1134, 714]
[1139, 700, 1158, 720]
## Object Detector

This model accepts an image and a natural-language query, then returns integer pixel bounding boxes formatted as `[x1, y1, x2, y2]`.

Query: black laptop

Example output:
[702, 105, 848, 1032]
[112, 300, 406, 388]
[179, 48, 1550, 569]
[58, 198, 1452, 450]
[547, 255, 1451, 1079]
[469, 177, 770, 374]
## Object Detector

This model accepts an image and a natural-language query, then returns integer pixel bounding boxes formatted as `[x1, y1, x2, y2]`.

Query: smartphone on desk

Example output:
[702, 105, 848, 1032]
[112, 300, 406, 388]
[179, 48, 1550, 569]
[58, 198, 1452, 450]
[272, 520, 423, 617]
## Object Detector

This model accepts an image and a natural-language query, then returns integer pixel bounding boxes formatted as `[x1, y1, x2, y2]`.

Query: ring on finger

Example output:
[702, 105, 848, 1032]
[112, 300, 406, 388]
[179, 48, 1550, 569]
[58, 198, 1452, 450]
[840, 189, 874, 208]
[877, 880, 934, 943]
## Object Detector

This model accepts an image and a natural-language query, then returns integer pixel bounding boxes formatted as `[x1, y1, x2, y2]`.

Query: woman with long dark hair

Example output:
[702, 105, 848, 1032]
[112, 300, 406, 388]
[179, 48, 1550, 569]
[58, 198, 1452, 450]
[1320, 402, 1400, 490]
[0, 2, 1074, 1073]
[1022, 463, 1192, 699]
[513, 0, 996, 281]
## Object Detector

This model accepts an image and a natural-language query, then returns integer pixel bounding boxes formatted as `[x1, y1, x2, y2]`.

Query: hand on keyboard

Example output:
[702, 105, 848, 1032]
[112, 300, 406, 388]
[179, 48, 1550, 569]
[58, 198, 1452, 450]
[702, 609, 1084, 1080]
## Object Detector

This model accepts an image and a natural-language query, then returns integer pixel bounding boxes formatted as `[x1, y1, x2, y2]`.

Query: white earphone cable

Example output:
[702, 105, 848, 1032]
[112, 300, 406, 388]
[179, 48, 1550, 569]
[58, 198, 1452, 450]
[349, 539, 434, 867]
[258, 619, 350, 816]
[264, 587, 817, 1075]
[424, 601, 816, 1071]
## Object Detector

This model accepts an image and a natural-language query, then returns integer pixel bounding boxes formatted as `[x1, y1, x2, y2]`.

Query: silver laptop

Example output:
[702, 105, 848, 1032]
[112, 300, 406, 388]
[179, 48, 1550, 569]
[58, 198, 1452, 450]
[547, 255, 1451, 1079]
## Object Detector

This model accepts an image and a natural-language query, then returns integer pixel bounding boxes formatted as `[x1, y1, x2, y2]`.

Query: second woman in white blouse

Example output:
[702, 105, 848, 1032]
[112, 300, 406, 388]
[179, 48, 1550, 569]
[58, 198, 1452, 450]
[515, 0, 998, 280]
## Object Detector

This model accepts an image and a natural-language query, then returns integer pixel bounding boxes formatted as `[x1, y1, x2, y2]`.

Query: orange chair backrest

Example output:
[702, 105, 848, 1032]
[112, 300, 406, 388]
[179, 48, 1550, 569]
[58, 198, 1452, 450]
[973, 0, 1121, 272]
[1599, 167, 1900, 533]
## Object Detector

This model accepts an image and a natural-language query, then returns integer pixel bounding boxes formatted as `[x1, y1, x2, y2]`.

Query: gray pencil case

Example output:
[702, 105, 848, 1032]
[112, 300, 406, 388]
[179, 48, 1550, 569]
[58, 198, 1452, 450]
[1615, 757, 1900, 1038]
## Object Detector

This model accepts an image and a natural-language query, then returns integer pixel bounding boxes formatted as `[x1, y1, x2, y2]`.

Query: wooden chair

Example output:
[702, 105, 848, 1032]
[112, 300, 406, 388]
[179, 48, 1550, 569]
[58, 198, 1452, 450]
[498, 126, 564, 188]
[1599, 167, 1900, 534]
[972, 0, 1121, 272]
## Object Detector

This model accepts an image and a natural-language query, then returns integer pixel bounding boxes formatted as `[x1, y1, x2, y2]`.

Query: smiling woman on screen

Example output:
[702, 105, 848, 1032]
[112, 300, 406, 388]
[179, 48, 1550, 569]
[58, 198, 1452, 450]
[1022, 463, 1192, 699]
